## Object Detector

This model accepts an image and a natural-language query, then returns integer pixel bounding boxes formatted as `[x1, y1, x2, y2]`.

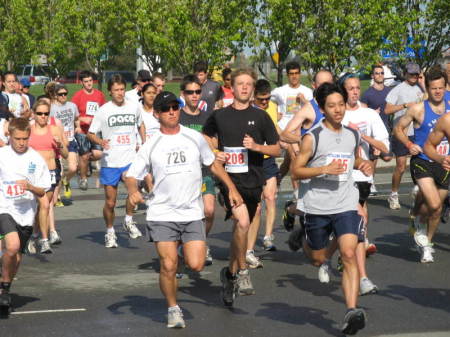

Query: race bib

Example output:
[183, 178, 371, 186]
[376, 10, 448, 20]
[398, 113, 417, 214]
[165, 150, 190, 174]
[2, 181, 29, 203]
[437, 140, 449, 156]
[50, 171, 57, 184]
[324, 152, 352, 181]
[224, 147, 248, 173]
[86, 102, 99, 116]
[111, 132, 132, 146]
[64, 129, 74, 140]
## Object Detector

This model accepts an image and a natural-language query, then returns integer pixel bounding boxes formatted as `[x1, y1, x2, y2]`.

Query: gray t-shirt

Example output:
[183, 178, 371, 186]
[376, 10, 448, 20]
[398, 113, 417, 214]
[201, 79, 223, 115]
[50, 102, 79, 141]
[297, 121, 360, 215]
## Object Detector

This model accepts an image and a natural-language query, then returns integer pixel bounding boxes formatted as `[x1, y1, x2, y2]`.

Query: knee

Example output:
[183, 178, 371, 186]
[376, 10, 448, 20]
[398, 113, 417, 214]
[5, 241, 20, 256]
[104, 199, 116, 210]
[204, 205, 214, 221]
[340, 247, 356, 261]
[395, 162, 406, 173]
[160, 257, 178, 276]
[68, 162, 77, 174]
[429, 203, 442, 217]
[236, 219, 250, 232]
[39, 198, 50, 213]
[186, 259, 204, 272]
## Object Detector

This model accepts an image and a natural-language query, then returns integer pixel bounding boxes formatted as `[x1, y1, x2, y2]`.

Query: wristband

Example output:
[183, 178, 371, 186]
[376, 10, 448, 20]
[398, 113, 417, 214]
[213, 149, 219, 153]
[406, 141, 414, 149]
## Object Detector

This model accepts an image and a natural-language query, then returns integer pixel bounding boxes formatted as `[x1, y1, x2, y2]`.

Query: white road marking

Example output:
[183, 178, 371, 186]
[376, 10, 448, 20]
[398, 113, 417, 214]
[11, 308, 87, 315]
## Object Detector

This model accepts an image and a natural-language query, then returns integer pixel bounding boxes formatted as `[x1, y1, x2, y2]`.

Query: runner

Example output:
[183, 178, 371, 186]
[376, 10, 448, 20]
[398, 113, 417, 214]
[385, 63, 425, 209]
[151, 72, 166, 94]
[203, 68, 280, 306]
[28, 99, 68, 253]
[51, 84, 80, 199]
[245, 79, 281, 269]
[2, 72, 30, 119]
[395, 67, 449, 263]
[125, 91, 241, 328]
[0, 118, 51, 316]
[194, 61, 223, 114]
[221, 68, 234, 107]
[0, 117, 8, 146]
[291, 82, 371, 335]
[179, 74, 216, 265]
[71, 70, 105, 191]
[125, 70, 152, 104]
[87, 74, 145, 248]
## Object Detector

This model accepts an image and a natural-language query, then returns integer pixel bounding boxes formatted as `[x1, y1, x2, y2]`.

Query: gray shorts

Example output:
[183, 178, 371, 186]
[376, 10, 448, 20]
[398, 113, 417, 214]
[146, 220, 205, 243]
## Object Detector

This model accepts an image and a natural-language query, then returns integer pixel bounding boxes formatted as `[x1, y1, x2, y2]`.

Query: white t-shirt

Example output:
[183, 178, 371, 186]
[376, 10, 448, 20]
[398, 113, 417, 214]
[343, 105, 389, 182]
[125, 88, 140, 105]
[140, 106, 160, 142]
[50, 102, 79, 141]
[3, 92, 28, 118]
[0, 119, 8, 144]
[0, 146, 51, 227]
[271, 84, 313, 129]
[126, 125, 215, 222]
[88, 100, 143, 168]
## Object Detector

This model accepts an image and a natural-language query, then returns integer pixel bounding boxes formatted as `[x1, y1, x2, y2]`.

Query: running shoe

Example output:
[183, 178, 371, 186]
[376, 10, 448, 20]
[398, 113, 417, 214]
[246, 250, 263, 269]
[55, 199, 65, 207]
[369, 184, 377, 196]
[288, 227, 304, 252]
[123, 220, 142, 239]
[341, 308, 367, 335]
[0, 292, 11, 317]
[62, 177, 72, 199]
[236, 269, 255, 296]
[365, 241, 377, 256]
[421, 244, 434, 263]
[441, 196, 450, 223]
[49, 231, 62, 245]
[388, 194, 401, 210]
[220, 267, 237, 307]
[39, 239, 53, 254]
[167, 306, 185, 329]
[318, 261, 330, 283]
[263, 234, 276, 251]
[26, 237, 38, 254]
[282, 200, 295, 231]
[360, 277, 378, 295]
[79, 179, 88, 191]
[414, 226, 429, 248]
[105, 232, 118, 248]
[205, 246, 213, 266]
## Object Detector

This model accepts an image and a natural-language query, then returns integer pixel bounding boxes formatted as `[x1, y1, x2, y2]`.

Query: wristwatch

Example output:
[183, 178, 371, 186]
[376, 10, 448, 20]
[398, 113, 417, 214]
[403, 103, 408, 109]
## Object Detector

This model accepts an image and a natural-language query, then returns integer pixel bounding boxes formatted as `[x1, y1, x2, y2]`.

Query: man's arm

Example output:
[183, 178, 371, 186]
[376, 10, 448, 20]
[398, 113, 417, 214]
[209, 160, 243, 207]
[385, 102, 413, 115]
[393, 104, 422, 155]
[138, 123, 146, 144]
[280, 103, 315, 143]
[424, 114, 450, 169]
[242, 134, 281, 157]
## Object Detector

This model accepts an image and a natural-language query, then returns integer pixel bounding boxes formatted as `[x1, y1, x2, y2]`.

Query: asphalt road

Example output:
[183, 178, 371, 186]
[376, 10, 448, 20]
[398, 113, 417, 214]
[2, 170, 450, 337]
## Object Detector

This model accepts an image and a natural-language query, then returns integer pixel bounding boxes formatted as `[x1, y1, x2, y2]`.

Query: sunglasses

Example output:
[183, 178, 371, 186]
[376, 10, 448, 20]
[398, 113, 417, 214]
[184, 89, 202, 95]
[160, 104, 179, 112]
[255, 96, 271, 102]
[288, 71, 300, 75]
[57, 92, 68, 96]
[224, 78, 231, 81]
[374, 72, 384, 75]
[36, 112, 50, 116]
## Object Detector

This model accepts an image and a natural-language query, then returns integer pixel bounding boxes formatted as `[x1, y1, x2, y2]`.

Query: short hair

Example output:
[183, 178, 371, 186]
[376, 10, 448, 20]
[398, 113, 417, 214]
[151, 72, 165, 82]
[254, 79, 272, 95]
[44, 81, 58, 100]
[180, 74, 201, 91]
[79, 70, 93, 81]
[193, 61, 208, 74]
[230, 68, 257, 87]
[312, 69, 334, 83]
[425, 66, 448, 88]
[316, 82, 348, 110]
[32, 98, 51, 112]
[222, 68, 232, 80]
[107, 74, 126, 91]
[3, 72, 17, 81]
[337, 72, 359, 88]
[8, 117, 30, 135]
[141, 82, 157, 93]
[286, 61, 301, 73]
[371, 64, 383, 74]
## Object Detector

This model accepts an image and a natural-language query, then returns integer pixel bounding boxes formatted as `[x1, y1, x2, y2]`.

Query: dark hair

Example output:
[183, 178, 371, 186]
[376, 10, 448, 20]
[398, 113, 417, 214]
[8, 117, 30, 135]
[180, 74, 201, 91]
[255, 79, 272, 95]
[425, 66, 448, 88]
[371, 64, 383, 74]
[286, 61, 300, 73]
[312, 69, 334, 83]
[316, 82, 348, 110]
[3, 72, 17, 81]
[79, 70, 93, 81]
[222, 68, 232, 80]
[141, 82, 157, 94]
[194, 61, 208, 73]
[107, 74, 126, 91]
[151, 72, 165, 82]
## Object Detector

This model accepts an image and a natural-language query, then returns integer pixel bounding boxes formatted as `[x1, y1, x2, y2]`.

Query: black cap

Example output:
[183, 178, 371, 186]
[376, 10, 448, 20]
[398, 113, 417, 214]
[137, 69, 151, 81]
[153, 91, 180, 111]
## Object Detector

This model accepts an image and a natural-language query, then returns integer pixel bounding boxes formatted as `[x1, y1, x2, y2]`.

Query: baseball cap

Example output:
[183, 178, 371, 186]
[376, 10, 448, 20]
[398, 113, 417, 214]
[137, 70, 151, 81]
[406, 63, 420, 74]
[153, 91, 181, 111]
[20, 78, 31, 87]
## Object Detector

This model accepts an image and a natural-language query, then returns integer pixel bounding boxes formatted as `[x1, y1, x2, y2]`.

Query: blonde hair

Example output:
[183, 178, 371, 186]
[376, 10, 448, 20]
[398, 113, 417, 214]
[8, 117, 30, 135]
[32, 98, 51, 112]
[231, 68, 257, 87]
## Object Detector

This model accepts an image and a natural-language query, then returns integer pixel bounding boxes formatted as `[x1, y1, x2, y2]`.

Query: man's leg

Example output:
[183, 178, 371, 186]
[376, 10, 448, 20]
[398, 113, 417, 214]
[155, 241, 180, 307]
[392, 155, 407, 192]
[263, 176, 277, 250]
[1, 232, 21, 283]
[103, 185, 118, 229]
[337, 233, 359, 309]
[183, 240, 206, 272]
[229, 203, 251, 274]
[203, 194, 215, 236]
[246, 203, 263, 269]
[122, 170, 142, 239]
[79, 153, 90, 181]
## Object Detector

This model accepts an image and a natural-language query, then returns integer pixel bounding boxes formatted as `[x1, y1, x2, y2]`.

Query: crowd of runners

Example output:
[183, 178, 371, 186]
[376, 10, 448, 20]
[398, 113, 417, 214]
[0, 57, 449, 335]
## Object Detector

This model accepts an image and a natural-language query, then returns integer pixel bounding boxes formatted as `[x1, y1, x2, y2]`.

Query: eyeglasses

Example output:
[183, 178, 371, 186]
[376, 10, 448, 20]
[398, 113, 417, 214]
[184, 89, 202, 95]
[36, 112, 50, 116]
[287, 71, 300, 75]
[57, 92, 68, 97]
[374, 72, 384, 75]
[160, 104, 180, 112]
[224, 78, 231, 81]
[255, 96, 271, 102]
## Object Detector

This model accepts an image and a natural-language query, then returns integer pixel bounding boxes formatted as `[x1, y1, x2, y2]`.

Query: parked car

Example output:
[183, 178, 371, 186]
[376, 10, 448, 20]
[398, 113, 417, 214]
[18, 64, 54, 85]
[103, 70, 135, 84]
[59, 71, 99, 84]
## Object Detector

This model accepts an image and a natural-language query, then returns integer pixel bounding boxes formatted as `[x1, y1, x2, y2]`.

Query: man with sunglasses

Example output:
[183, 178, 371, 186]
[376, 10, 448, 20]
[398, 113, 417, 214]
[88, 74, 146, 248]
[125, 70, 152, 105]
[385, 63, 425, 209]
[179, 75, 216, 266]
[126, 91, 241, 328]
[50, 84, 81, 200]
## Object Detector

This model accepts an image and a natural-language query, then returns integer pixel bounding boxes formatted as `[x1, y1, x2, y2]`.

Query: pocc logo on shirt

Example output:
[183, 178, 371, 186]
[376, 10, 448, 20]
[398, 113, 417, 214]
[28, 162, 36, 174]
[108, 114, 136, 127]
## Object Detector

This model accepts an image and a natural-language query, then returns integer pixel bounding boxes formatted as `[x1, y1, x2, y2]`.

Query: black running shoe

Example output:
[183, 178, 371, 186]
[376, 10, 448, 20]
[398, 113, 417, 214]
[341, 308, 366, 335]
[441, 196, 450, 223]
[288, 227, 304, 252]
[282, 200, 295, 232]
[0, 292, 11, 318]
[220, 267, 237, 307]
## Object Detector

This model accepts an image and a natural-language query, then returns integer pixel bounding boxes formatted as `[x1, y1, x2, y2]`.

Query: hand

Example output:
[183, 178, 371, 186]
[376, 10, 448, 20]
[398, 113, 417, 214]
[128, 190, 144, 206]
[296, 93, 307, 105]
[375, 107, 381, 113]
[75, 127, 82, 134]
[323, 160, 346, 175]
[16, 179, 30, 191]
[0, 139, 5, 147]
[101, 139, 110, 150]
[373, 149, 381, 156]
[279, 140, 290, 150]
[228, 188, 243, 208]
[357, 160, 373, 177]
[215, 151, 226, 163]
[442, 156, 450, 171]
[53, 135, 62, 148]
[347, 122, 360, 131]
[243, 134, 258, 151]
[409, 143, 422, 156]
[357, 203, 368, 225]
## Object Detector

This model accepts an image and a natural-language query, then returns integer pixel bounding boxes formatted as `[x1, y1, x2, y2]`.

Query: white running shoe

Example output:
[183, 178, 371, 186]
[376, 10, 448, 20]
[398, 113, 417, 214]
[167, 306, 185, 328]
[39, 239, 53, 254]
[105, 232, 118, 248]
[414, 227, 429, 248]
[49, 231, 62, 245]
[318, 262, 330, 283]
[246, 250, 263, 269]
[123, 220, 142, 239]
[421, 245, 434, 263]
[360, 277, 378, 295]
[205, 246, 213, 266]
[26, 237, 38, 254]
[388, 194, 401, 210]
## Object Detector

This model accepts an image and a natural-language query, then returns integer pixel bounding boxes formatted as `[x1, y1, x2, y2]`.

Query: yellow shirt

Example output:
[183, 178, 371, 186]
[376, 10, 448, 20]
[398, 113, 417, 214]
[264, 101, 278, 159]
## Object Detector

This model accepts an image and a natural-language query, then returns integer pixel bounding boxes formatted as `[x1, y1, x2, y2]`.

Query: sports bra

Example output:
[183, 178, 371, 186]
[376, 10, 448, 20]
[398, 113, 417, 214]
[29, 124, 56, 152]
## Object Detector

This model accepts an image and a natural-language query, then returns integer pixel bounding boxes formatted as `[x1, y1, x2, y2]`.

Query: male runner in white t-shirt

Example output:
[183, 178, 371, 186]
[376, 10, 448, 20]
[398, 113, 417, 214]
[88, 74, 146, 248]
[0, 118, 51, 315]
[126, 91, 241, 329]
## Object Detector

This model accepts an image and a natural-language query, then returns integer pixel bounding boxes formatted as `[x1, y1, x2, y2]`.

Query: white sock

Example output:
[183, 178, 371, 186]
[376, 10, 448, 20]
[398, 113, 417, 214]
[168, 305, 180, 312]
[391, 191, 398, 196]
[125, 215, 133, 223]
[107, 227, 115, 234]
[246, 249, 253, 255]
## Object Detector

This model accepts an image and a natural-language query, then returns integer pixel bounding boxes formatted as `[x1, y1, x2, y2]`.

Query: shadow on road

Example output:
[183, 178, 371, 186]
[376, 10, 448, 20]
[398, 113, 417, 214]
[11, 294, 40, 310]
[77, 231, 139, 249]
